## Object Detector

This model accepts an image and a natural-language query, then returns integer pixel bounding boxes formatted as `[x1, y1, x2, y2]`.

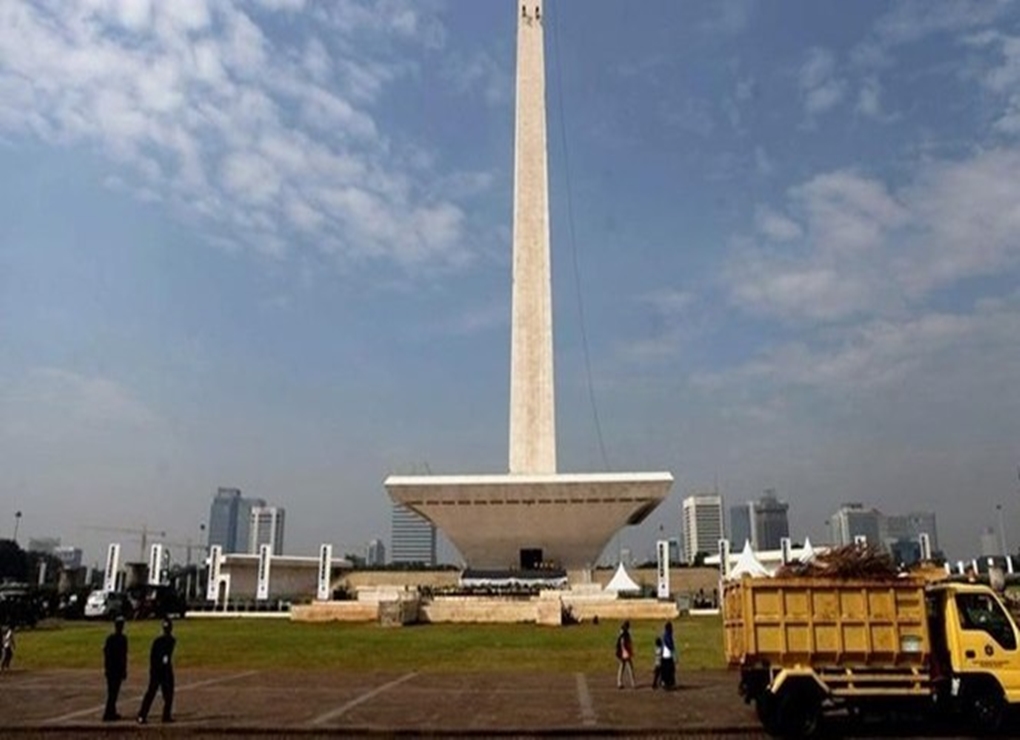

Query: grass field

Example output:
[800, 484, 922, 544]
[15, 617, 725, 674]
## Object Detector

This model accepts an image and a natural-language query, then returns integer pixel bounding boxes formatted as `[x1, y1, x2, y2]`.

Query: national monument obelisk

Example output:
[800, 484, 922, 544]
[385, 1, 673, 572]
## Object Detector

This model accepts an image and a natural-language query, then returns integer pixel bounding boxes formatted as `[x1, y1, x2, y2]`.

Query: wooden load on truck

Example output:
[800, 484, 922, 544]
[724, 573, 1020, 737]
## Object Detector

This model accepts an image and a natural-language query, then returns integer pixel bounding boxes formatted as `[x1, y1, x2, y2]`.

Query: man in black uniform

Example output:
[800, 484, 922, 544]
[137, 618, 175, 724]
[102, 616, 128, 721]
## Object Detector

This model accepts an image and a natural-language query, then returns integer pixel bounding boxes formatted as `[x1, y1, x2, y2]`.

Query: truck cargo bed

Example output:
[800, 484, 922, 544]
[724, 576, 930, 668]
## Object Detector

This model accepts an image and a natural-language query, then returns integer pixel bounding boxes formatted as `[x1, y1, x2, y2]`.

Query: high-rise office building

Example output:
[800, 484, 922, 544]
[249, 506, 285, 554]
[753, 489, 790, 551]
[980, 527, 1002, 557]
[730, 490, 791, 551]
[682, 493, 724, 563]
[882, 512, 938, 552]
[28, 537, 60, 554]
[391, 503, 437, 566]
[53, 545, 83, 569]
[366, 538, 387, 566]
[829, 503, 882, 546]
[729, 504, 753, 549]
[207, 487, 266, 554]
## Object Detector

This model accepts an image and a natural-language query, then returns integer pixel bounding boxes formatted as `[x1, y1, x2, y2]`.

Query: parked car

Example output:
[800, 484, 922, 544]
[83, 590, 131, 620]
[0, 585, 38, 628]
[129, 585, 187, 620]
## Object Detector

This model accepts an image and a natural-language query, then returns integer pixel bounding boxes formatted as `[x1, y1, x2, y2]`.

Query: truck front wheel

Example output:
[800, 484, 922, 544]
[964, 681, 1005, 734]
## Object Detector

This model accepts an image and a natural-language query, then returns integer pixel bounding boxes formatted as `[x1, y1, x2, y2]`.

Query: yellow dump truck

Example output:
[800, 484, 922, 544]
[724, 576, 1020, 737]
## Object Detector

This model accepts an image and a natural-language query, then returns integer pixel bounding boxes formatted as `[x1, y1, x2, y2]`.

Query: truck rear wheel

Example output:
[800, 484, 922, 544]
[755, 692, 782, 735]
[776, 683, 823, 738]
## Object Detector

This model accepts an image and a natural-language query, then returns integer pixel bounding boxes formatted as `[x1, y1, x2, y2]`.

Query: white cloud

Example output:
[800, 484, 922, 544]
[799, 47, 846, 116]
[721, 145, 1020, 324]
[0, 0, 473, 273]
[697, 0, 754, 36]
[856, 77, 882, 118]
[755, 206, 802, 242]
[0, 368, 161, 441]
[443, 49, 510, 107]
[872, 0, 1014, 47]
[694, 297, 1020, 402]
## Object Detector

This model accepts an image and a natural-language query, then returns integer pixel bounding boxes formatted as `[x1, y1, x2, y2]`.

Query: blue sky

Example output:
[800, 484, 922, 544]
[2, 0, 1020, 566]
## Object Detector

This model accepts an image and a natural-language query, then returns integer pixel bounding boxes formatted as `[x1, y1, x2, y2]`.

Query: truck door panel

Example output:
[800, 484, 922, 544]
[952, 591, 1020, 701]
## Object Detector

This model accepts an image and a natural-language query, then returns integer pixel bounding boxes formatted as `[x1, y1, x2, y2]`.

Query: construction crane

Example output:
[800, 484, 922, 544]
[81, 524, 167, 562]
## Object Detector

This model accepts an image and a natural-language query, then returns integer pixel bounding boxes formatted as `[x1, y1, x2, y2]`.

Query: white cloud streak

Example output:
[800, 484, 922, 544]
[725, 148, 1020, 322]
[0, 0, 476, 272]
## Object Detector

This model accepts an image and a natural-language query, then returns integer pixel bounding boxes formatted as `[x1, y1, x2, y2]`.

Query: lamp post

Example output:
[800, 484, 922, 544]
[997, 504, 1008, 558]
[13, 510, 22, 543]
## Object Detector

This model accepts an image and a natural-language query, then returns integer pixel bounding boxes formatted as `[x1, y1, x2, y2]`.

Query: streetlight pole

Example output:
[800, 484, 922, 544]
[997, 504, 1008, 558]
[13, 511, 22, 543]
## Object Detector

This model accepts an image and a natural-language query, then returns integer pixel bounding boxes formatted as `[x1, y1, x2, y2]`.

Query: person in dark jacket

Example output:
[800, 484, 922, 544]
[102, 616, 128, 721]
[661, 621, 677, 689]
[137, 618, 175, 724]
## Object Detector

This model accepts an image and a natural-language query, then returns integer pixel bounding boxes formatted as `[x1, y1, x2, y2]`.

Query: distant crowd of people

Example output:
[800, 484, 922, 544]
[615, 620, 678, 690]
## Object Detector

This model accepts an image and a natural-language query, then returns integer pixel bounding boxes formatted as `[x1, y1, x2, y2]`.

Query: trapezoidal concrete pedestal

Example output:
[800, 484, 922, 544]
[385, 472, 673, 570]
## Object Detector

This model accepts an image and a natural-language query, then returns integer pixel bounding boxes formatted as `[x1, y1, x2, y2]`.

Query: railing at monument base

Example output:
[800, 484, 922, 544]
[187, 598, 293, 615]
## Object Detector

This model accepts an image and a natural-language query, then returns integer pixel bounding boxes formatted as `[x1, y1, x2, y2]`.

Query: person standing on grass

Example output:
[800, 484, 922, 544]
[103, 616, 128, 721]
[661, 621, 676, 690]
[651, 636, 663, 689]
[1, 624, 14, 671]
[137, 618, 175, 724]
[615, 620, 636, 688]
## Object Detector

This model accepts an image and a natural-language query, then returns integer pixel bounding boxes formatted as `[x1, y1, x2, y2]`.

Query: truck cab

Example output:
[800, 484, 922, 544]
[931, 582, 1020, 727]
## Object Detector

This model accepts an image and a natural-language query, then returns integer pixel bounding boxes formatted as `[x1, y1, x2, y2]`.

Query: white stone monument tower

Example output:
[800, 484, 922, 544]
[385, 1, 673, 572]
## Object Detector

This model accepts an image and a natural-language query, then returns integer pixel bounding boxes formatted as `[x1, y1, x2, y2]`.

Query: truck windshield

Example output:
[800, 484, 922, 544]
[956, 593, 1017, 650]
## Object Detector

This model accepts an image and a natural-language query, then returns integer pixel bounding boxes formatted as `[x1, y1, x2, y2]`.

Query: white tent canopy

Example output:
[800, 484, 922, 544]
[798, 537, 817, 564]
[605, 563, 641, 592]
[727, 540, 772, 580]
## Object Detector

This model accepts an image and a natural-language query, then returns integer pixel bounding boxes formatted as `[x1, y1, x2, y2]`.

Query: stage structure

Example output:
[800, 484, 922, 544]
[385, 1, 672, 571]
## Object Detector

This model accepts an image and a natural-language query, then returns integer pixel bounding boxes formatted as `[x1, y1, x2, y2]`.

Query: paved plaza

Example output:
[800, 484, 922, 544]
[0, 667, 1002, 738]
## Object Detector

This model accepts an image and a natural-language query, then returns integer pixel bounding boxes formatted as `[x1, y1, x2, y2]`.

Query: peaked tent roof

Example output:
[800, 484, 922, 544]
[798, 537, 817, 564]
[605, 563, 641, 592]
[727, 541, 772, 580]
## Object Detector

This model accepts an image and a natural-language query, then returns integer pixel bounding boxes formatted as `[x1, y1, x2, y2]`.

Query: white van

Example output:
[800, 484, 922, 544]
[83, 590, 129, 619]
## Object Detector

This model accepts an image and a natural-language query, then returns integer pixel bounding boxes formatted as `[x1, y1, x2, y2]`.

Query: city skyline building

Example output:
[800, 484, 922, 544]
[980, 527, 1002, 557]
[390, 503, 437, 566]
[682, 493, 724, 563]
[729, 504, 752, 550]
[27, 537, 60, 554]
[752, 489, 790, 551]
[53, 545, 83, 570]
[367, 538, 386, 567]
[207, 487, 266, 554]
[882, 511, 939, 552]
[728, 491, 791, 551]
[249, 505, 285, 555]
[829, 502, 883, 546]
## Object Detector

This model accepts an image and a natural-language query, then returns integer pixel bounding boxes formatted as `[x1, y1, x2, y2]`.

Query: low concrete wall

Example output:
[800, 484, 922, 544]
[290, 601, 380, 622]
[420, 596, 548, 624]
[564, 597, 679, 622]
[344, 571, 461, 589]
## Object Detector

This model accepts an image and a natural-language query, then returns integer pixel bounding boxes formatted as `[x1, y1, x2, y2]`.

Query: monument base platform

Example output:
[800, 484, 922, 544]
[385, 472, 673, 570]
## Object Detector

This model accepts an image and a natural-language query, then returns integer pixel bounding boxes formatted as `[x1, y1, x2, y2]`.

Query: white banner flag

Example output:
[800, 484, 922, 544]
[656, 539, 670, 599]
[256, 543, 272, 601]
[148, 544, 164, 586]
[103, 543, 121, 593]
[317, 544, 333, 601]
[206, 545, 223, 601]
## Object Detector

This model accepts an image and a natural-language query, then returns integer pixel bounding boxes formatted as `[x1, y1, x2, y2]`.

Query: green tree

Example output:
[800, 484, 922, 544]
[0, 539, 29, 582]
